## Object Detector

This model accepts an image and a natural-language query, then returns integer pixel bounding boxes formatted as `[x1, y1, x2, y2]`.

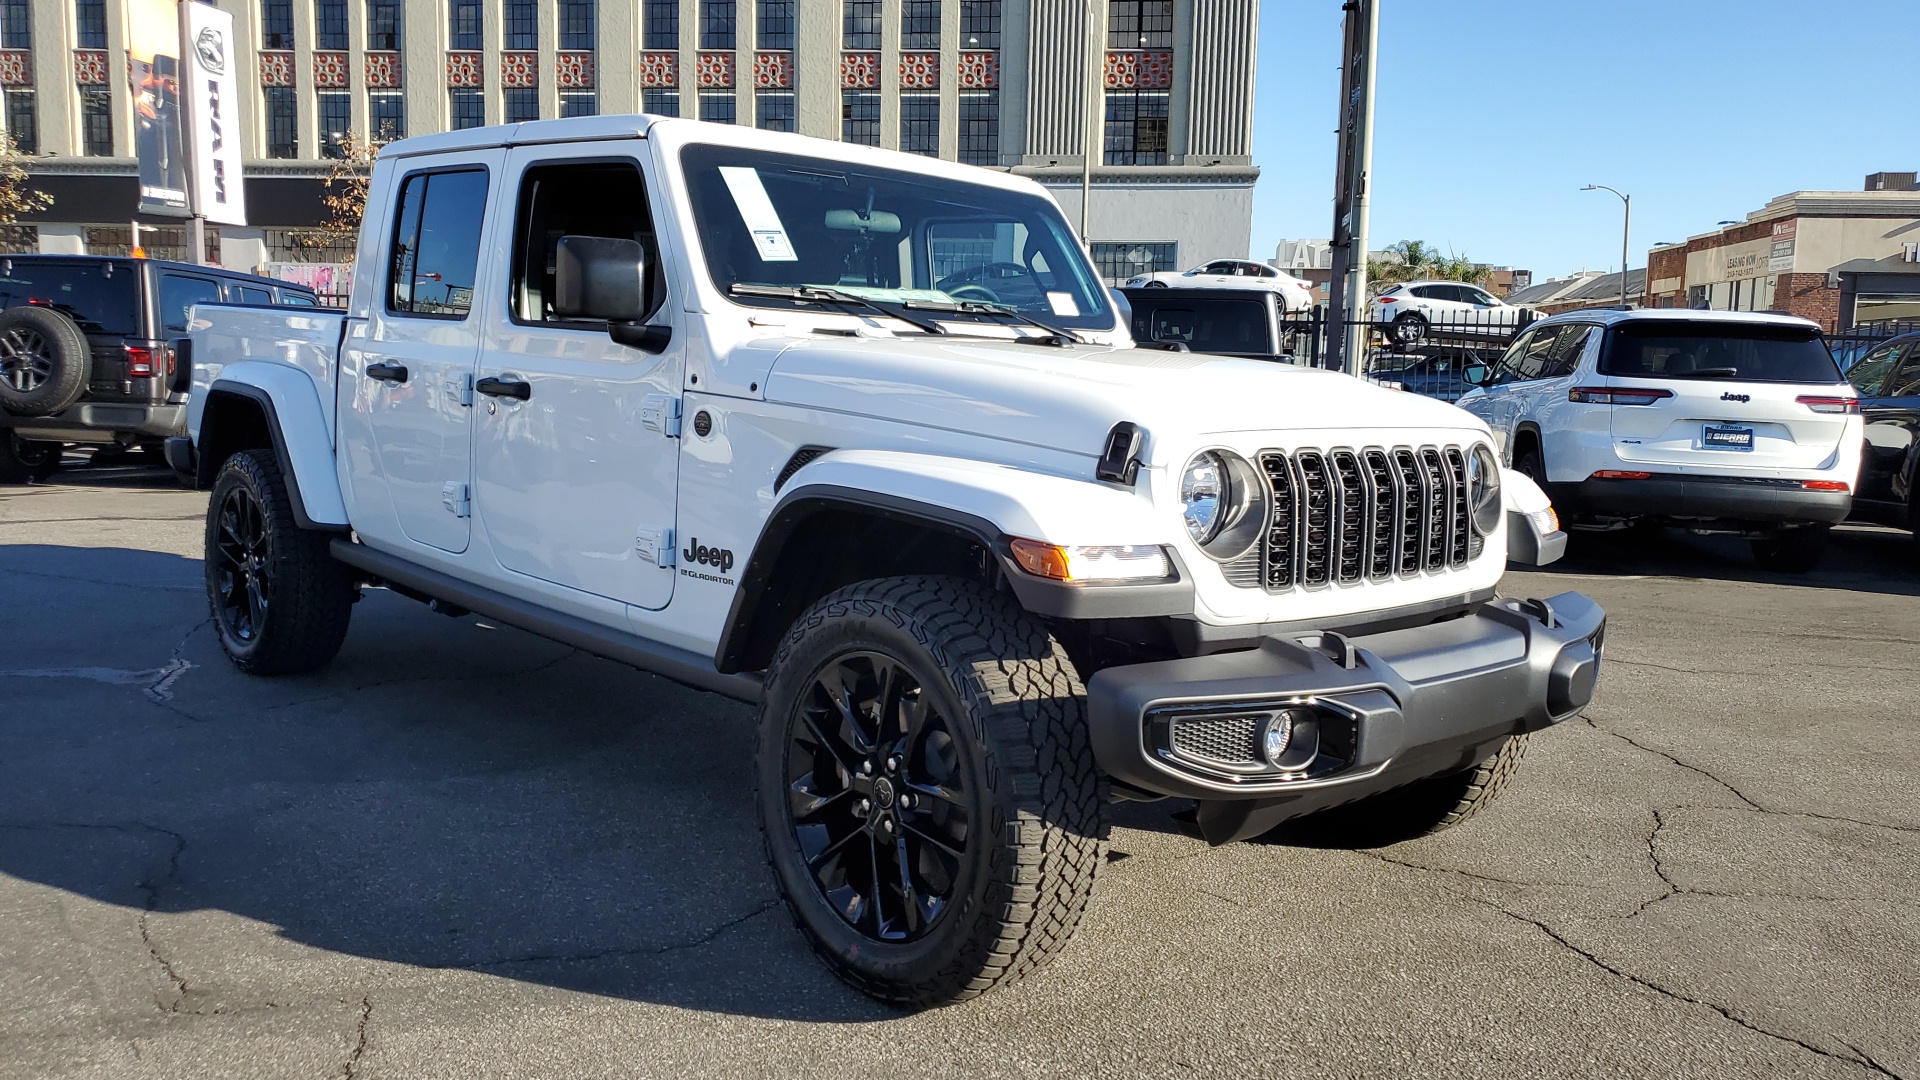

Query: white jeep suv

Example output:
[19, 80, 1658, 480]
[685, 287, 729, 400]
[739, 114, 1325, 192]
[1456, 309, 1862, 571]
[1370, 280, 1534, 345]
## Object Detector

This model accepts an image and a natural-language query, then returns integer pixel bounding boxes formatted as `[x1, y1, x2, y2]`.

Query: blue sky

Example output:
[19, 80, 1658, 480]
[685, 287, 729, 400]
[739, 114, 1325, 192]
[1250, 0, 1920, 280]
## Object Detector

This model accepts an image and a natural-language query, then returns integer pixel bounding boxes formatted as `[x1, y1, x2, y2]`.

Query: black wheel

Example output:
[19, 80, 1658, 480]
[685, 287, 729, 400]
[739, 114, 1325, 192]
[1514, 444, 1548, 489]
[1284, 734, 1530, 847]
[756, 576, 1107, 1007]
[1750, 524, 1829, 573]
[0, 306, 90, 417]
[0, 433, 61, 483]
[1391, 312, 1428, 345]
[1142, 280, 1169, 288]
[205, 450, 355, 675]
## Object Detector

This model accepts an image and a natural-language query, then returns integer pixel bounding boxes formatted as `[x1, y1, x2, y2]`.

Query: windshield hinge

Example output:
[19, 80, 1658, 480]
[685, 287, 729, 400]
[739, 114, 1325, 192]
[641, 394, 682, 437]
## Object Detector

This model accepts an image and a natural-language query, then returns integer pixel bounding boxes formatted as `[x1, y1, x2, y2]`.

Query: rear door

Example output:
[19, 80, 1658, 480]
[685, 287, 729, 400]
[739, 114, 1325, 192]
[1604, 320, 1853, 472]
[1853, 341, 1919, 504]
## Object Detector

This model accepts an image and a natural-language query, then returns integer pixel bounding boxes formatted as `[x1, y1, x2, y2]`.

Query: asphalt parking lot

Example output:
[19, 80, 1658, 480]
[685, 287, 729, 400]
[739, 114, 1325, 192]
[2, 463, 1916, 1079]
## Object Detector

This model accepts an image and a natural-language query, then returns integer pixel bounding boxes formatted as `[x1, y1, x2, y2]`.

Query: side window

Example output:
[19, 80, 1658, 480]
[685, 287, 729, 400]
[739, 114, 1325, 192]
[1546, 325, 1595, 377]
[510, 161, 660, 324]
[1464, 288, 1496, 306]
[1488, 327, 1540, 385]
[387, 168, 489, 318]
[1409, 285, 1443, 300]
[1846, 342, 1904, 396]
[230, 284, 274, 305]
[156, 273, 223, 334]
[1884, 351, 1920, 397]
[280, 292, 319, 307]
[1493, 326, 1562, 384]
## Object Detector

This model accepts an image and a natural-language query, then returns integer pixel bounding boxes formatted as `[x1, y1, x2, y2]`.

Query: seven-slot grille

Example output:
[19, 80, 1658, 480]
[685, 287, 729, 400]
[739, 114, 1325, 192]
[1242, 445, 1481, 591]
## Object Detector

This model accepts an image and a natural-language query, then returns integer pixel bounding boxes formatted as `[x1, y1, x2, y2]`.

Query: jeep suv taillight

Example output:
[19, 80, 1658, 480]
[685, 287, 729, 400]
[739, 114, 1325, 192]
[1569, 386, 1672, 405]
[124, 344, 155, 377]
[1795, 395, 1858, 414]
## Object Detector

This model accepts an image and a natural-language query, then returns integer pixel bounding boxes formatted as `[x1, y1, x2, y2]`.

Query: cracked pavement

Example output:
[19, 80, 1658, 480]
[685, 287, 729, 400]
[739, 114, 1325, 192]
[2, 465, 1916, 1079]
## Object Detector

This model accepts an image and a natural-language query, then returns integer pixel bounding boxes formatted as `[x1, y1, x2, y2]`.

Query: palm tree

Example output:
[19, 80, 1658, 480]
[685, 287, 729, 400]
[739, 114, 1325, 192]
[1367, 240, 1491, 292]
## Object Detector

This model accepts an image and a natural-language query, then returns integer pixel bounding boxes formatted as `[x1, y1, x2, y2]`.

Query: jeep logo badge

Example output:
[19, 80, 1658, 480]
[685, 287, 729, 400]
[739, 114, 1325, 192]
[681, 538, 734, 573]
[1720, 391, 1750, 403]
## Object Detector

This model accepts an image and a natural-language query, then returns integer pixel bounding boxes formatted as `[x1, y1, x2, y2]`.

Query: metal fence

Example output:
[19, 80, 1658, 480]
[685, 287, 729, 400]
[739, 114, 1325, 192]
[1828, 318, 1920, 371]
[1276, 307, 1533, 402]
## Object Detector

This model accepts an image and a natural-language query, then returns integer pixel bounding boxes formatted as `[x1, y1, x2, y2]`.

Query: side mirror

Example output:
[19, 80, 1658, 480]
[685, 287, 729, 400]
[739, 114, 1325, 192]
[1462, 363, 1488, 386]
[554, 235, 648, 322]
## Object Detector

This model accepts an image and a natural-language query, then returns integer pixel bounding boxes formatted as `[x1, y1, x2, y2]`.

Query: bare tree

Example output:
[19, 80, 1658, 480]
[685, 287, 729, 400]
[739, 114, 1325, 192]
[299, 131, 377, 263]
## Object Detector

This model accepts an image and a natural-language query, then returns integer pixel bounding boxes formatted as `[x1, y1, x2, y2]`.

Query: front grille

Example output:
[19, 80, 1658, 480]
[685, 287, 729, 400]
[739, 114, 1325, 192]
[1169, 714, 1264, 766]
[1250, 444, 1473, 591]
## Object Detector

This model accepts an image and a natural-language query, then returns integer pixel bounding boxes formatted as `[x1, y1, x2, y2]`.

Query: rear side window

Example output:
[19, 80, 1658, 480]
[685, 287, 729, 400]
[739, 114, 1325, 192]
[230, 284, 274, 305]
[387, 168, 490, 318]
[0, 260, 139, 335]
[157, 273, 223, 334]
[279, 291, 319, 307]
[1131, 298, 1270, 354]
[1602, 321, 1841, 384]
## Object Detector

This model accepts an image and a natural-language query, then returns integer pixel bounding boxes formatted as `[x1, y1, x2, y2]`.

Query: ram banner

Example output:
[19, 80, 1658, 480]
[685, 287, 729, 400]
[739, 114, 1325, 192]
[126, 0, 189, 216]
[180, 1, 248, 225]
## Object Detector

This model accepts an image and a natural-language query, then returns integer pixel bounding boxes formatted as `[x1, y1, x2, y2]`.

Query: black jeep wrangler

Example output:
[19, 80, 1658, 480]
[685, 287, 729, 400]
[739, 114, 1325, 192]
[0, 254, 320, 482]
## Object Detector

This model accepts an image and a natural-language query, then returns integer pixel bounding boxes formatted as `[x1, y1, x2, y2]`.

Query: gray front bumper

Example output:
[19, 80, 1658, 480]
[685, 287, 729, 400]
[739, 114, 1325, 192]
[1086, 592, 1605, 837]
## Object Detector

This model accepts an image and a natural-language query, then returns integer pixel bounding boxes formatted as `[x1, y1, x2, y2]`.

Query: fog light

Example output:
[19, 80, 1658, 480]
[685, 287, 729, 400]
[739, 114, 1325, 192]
[1262, 712, 1294, 765]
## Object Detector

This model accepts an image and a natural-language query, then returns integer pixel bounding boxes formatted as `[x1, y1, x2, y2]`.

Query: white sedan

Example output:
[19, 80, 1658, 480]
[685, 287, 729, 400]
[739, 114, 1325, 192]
[1124, 260, 1316, 312]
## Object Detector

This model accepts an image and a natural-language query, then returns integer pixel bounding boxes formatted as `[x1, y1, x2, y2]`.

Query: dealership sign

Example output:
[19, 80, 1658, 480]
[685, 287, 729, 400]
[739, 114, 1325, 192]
[180, 1, 247, 225]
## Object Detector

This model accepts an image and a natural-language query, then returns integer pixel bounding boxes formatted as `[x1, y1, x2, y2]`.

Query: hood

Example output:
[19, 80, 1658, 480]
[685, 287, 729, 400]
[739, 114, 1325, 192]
[759, 337, 1483, 467]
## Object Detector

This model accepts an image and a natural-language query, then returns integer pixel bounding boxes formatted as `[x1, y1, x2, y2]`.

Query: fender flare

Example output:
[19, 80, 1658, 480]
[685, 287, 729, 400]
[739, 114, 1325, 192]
[1510, 420, 1545, 465]
[714, 451, 1194, 673]
[198, 366, 347, 530]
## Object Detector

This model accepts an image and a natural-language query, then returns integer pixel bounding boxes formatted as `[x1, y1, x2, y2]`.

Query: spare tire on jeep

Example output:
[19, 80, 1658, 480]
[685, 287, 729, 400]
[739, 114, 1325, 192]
[0, 306, 91, 418]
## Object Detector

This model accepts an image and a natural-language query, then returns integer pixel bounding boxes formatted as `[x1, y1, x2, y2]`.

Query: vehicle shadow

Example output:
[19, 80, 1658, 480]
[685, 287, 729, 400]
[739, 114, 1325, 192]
[1526, 521, 1920, 597]
[0, 543, 905, 1022]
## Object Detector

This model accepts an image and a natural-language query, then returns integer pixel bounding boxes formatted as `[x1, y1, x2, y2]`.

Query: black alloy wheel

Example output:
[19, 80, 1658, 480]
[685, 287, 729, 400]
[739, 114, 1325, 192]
[0, 325, 53, 395]
[785, 650, 969, 944]
[1392, 312, 1428, 345]
[0, 434, 61, 483]
[212, 481, 273, 646]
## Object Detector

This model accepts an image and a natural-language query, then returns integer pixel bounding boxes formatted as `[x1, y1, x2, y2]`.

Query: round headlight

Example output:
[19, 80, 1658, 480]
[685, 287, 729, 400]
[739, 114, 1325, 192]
[1181, 452, 1226, 544]
[1469, 444, 1503, 535]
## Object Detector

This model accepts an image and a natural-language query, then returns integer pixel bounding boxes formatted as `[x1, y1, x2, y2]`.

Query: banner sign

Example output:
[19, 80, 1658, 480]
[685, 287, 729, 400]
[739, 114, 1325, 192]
[126, 0, 188, 216]
[180, 1, 247, 225]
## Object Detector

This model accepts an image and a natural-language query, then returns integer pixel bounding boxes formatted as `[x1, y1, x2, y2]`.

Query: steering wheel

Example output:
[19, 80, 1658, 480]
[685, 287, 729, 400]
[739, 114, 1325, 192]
[937, 262, 1033, 305]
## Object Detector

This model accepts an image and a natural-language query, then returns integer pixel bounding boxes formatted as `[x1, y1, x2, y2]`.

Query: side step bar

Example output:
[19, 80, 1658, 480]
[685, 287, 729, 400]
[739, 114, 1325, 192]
[328, 539, 764, 704]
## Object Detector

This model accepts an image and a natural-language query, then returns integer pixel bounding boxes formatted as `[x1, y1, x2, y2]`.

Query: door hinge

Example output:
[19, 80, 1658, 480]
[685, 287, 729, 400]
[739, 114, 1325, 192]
[441, 481, 470, 518]
[635, 526, 675, 567]
[447, 371, 474, 407]
[640, 394, 682, 438]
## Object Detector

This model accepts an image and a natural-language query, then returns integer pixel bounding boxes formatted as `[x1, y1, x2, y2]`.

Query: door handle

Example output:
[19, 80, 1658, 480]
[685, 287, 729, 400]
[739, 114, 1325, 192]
[366, 361, 409, 383]
[476, 376, 531, 401]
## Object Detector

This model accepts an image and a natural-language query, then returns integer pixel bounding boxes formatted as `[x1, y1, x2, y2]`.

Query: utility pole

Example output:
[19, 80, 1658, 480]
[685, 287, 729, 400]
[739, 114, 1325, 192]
[1582, 184, 1632, 306]
[1325, 0, 1378, 374]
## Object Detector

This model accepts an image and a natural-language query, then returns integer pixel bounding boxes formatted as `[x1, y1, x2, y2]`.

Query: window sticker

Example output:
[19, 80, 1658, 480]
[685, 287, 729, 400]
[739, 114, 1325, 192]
[1046, 291, 1080, 317]
[718, 166, 798, 262]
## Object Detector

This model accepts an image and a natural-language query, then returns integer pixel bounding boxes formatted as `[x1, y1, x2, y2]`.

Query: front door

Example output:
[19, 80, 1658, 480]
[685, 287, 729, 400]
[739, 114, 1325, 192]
[343, 156, 499, 554]
[471, 149, 681, 611]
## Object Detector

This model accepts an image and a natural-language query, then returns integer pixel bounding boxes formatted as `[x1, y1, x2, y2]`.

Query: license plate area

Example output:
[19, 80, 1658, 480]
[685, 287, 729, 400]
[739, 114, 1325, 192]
[1701, 424, 1754, 451]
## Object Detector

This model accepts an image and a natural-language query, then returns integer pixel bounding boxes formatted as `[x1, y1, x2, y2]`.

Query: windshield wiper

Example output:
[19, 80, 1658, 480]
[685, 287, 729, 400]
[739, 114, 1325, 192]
[729, 283, 948, 336]
[1673, 367, 1743, 379]
[903, 299, 1087, 346]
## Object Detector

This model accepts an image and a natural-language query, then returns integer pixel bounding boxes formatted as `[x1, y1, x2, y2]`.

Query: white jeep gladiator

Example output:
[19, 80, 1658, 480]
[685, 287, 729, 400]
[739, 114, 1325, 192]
[178, 116, 1604, 1007]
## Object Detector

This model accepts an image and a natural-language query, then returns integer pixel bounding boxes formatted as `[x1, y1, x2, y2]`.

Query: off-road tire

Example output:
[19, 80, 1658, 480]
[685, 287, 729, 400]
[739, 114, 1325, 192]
[1391, 312, 1428, 345]
[205, 449, 355, 675]
[0, 306, 91, 417]
[1750, 524, 1829, 574]
[755, 575, 1108, 1007]
[0, 434, 61, 483]
[1285, 733, 1530, 847]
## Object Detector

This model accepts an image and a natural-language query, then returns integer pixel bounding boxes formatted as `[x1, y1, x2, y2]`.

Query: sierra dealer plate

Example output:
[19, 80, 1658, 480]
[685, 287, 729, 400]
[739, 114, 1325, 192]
[1701, 424, 1754, 451]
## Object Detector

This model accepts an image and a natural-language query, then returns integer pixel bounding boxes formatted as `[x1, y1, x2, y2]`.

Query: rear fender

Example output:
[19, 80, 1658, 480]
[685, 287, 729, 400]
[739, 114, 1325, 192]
[195, 362, 346, 529]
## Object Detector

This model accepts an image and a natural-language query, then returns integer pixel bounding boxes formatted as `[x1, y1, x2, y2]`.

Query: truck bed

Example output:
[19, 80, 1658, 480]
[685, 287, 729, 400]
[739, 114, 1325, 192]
[185, 303, 347, 444]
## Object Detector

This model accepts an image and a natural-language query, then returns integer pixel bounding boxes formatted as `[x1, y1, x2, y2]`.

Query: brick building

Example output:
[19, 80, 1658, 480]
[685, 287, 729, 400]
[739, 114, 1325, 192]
[1643, 174, 1920, 331]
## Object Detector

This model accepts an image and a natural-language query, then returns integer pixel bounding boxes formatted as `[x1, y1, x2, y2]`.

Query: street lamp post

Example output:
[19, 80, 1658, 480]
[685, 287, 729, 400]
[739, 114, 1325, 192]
[1582, 184, 1632, 307]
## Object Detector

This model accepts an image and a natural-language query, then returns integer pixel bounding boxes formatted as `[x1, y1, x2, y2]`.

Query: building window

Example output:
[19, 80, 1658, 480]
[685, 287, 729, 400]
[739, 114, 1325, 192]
[957, 90, 998, 165]
[264, 86, 298, 157]
[699, 0, 733, 49]
[80, 88, 111, 155]
[960, 0, 998, 47]
[560, 89, 597, 116]
[450, 87, 485, 128]
[449, 0, 481, 48]
[318, 90, 351, 155]
[755, 89, 795, 131]
[504, 0, 535, 48]
[901, 0, 939, 48]
[757, 0, 793, 48]
[1, 0, 28, 48]
[4, 89, 35, 154]
[369, 90, 405, 143]
[1103, 90, 1168, 165]
[698, 90, 734, 124]
[642, 88, 679, 116]
[367, 0, 401, 49]
[75, 0, 108, 48]
[900, 93, 938, 155]
[315, 0, 348, 49]
[1089, 241, 1176, 283]
[843, 0, 880, 48]
[258, 0, 293, 48]
[841, 89, 878, 145]
[559, 0, 593, 49]
[643, 0, 677, 48]
[504, 86, 538, 122]
[1107, 0, 1172, 48]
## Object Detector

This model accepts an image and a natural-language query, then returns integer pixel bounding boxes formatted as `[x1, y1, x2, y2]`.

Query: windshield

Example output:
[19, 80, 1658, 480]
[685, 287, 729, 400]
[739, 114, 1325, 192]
[1130, 297, 1271, 355]
[1601, 321, 1841, 383]
[0, 259, 139, 336]
[682, 144, 1114, 331]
